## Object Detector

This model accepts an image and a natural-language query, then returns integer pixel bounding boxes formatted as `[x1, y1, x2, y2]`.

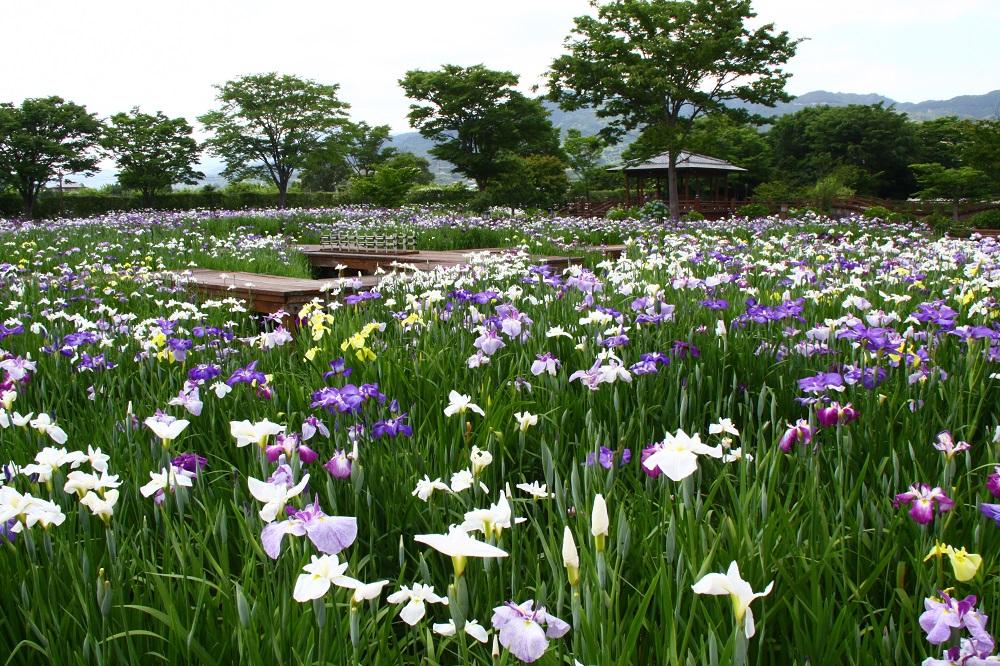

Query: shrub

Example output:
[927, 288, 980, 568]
[737, 203, 769, 219]
[405, 183, 475, 206]
[969, 209, 1000, 229]
[886, 211, 914, 223]
[862, 205, 892, 220]
[925, 213, 951, 236]
[638, 200, 669, 219]
[0, 191, 343, 218]
[606, 205, 639, 220]
[681, 210, 705, 221]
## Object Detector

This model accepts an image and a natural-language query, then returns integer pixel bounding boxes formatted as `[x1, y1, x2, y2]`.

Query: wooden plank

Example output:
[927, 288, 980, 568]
[168, 269, 381, 317]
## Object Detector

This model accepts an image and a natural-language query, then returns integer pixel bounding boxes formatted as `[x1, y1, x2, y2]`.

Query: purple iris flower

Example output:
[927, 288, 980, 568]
[170, 452, 207, 477]
[167, 338, 193, 362]
[671, 341, 700, 359]
[980, 503, 1000, 526]
[474, 329, 506, 356]
[323, 357, 352, 380]
[491, 600, 570, 663]
[266, 433, 318, 464]
[324, 450, 353, 479]
[797, 372, 845, 395]
[311, 385, 366, 414]
[226, 361, 266, 387]
[629, 360, 659, 375]
[188, 364, 221, 383]
[778, 420, 815, 453]
[372, 413, 413, 439]
[301, 415, 330, 441]
[260, 498, 357, 559]
[0, 518, 17, 543]
[893, 484, 955, 524]
[816, 402, 859, 427]
[699, 298, 729, 311]
[920, 593, 967, 644]
[601, 334, 630, 348]
[987, 468, 1000, 499]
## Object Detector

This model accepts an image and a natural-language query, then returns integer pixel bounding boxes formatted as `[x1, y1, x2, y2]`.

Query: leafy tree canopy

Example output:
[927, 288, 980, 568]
[548, 0, 798, 218]
[0, 96, 103, 217]
[911, 162, 989, 220]
[768, 103, 919, 199]
[484, 153, 570, 211]
[102, 108, 202, 205]
[198, 73, 349, 207]
[400, 64, 561, 190]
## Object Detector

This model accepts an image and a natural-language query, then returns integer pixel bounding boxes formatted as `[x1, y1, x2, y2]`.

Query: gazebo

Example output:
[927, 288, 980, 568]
[608, 151, 747, 214]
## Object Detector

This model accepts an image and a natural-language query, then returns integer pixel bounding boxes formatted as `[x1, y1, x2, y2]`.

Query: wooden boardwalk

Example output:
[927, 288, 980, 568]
[295, 245, 576, 275]
[171, 246, 590, 318]
[172, 269, 380, 316]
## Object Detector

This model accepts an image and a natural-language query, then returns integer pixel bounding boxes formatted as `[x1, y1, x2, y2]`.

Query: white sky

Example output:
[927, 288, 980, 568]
[2, 0, 997, 133]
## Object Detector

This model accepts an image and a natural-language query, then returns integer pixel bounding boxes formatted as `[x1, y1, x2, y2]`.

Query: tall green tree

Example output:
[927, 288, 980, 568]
[563, 129, 605, 199]
[911, 163, 989, 221]
[0, 96, 103, 218]
[342, 122, 397, 177]
[484, 153, 570, 212]
[399, 64, 561, 190]
[914, 116, 972, 169]
[198, 73, 349, 208]
[768, 104, 919, 199]
[548, 0, 798, 219]
[963, 119, 1000, 191]
[102, 108, 202, 206]
[299, 121, 400, 192]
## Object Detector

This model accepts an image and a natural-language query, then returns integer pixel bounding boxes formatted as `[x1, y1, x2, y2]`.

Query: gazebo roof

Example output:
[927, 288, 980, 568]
[608, 151, 746, 174]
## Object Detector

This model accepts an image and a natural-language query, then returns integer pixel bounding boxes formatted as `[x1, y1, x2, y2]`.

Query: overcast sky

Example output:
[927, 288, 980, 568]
[3, 0, 997, 133]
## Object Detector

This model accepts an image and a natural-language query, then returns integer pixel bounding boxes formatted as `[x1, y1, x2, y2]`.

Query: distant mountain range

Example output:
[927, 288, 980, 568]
[82, 89, 1000, 187]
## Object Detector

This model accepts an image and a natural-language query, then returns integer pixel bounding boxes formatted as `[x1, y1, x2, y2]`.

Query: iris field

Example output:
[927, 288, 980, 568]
[0, 207, 998, 665]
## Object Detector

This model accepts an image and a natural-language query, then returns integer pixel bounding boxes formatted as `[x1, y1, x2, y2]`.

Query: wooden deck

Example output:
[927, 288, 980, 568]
[295, 245, 576, 275]
[171, 269, 381, 316]
[170, 247, 582, 318]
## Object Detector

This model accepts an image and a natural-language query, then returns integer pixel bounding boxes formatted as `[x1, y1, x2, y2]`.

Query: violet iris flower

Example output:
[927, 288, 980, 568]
[324, 451, 352, 479]
[987, 467, 1000, 499]
[301, 415, 330, 441]
[226, 361, 266, 387]
[372, 413, 413, 439]
[491, 600, 570, 663]
[919, 590, 994, 655]
[171, 452, 207, 477]
[260, 498, 357, 559]
[816, 402, 859, 428]
[323, 357, 352, 380]
[778, 420, 815, 453]
[797, 372, 845, 395]
[266, 433, 318, 464]
[980, 503, 1000, 527]
[894, 484, 955, 525]
[188, 364, 221, 383]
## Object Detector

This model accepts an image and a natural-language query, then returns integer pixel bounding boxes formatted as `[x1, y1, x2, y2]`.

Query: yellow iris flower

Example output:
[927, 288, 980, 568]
[924, 542, 982, 582]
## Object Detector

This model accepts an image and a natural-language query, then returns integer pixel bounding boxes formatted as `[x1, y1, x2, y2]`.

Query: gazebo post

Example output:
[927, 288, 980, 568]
[624, 174, 630, 207]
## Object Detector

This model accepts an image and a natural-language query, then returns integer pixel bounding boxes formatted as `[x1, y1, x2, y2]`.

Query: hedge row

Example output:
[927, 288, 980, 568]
[0, 191, 343, 219]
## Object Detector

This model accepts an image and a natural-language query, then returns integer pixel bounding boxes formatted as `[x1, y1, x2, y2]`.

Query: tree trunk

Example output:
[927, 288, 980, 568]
[667, 155, 680, 221]
[143, 189, 154, 208]
[22, 188, 35, 220]
[278, 182, 288, 209]
[952, 198, 960, 222]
